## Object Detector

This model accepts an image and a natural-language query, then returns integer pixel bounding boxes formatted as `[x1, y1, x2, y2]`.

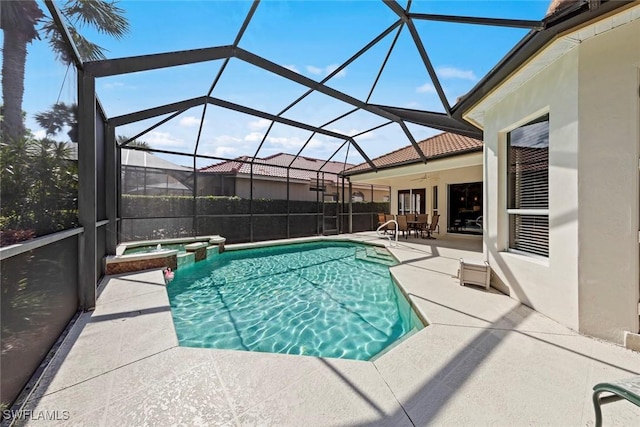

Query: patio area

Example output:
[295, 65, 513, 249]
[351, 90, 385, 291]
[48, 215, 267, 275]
[20, 233, 640, 426]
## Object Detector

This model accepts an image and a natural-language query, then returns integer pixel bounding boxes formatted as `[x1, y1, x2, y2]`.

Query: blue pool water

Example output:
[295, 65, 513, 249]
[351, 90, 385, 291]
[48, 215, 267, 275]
[166, 241, 423, 360]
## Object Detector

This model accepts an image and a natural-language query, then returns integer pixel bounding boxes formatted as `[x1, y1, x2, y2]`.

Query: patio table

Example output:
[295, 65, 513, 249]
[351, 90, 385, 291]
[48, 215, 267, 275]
[407, 220, 427, 238]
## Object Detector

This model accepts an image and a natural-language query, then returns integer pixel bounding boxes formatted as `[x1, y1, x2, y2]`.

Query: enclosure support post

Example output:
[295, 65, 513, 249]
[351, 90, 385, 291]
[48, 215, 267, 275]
[193, 155, 198, 237]
[250, 163, 254, 242]
[348, 180, 353, 234]
[105, 124, 118, 254]
[341, 176, 345, 234]
[286, 169, 290, 239]
[321, 173, 326, 235]
[371, 184, 374, 230]
[316, 172, 320, 236]
[78, 70, 97, 310]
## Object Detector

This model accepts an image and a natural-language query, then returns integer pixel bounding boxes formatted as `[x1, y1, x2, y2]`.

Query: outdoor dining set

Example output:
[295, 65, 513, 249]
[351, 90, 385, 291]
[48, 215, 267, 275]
[377, 213, 440, 239]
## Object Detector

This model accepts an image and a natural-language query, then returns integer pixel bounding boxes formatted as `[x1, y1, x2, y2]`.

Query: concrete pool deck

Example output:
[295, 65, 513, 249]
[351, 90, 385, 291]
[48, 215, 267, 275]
[20, 232, 640, 426]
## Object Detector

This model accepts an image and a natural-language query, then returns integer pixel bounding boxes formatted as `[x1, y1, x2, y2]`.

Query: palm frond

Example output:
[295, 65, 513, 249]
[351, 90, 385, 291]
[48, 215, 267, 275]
[63, 0, 129, 39]
[0, 0, 44, 40]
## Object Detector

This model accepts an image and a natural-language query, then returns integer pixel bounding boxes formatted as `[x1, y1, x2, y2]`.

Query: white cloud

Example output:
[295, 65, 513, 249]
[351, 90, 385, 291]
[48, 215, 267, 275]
[266, 136, 304, 149]
[145, 131, 185, 147]
[212, 146, 238, 157]
[248, 119, 271, 130]
[325, 64, 347, 78]
[284, 64, 300, 73]
[416, 83, 436, 94]
[244, 132, 264, 142]
[306, 65, 324, 75]
[33, 129, 47, 139]
[102, 81, 133, 90]
[404, 101, 421, 109]
[213, 135, 242, 144]
[329, 128, 375, 140]
[306, 64, 347, 79]
[179, 116, 203, 127]
[437, 66, 477, 81]
[353, 130, 375, 140]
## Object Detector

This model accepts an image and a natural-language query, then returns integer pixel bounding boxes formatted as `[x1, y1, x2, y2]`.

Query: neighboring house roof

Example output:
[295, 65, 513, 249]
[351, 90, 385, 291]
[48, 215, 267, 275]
[199, 153, 355, 183]
[344, 132, 482, 175]
[122, 149, 192, 171]
[546, 0, 580, 16]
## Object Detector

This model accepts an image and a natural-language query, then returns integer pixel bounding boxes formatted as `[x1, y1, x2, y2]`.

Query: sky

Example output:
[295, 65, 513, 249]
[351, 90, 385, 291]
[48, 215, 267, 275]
[18, 0, 551, 168]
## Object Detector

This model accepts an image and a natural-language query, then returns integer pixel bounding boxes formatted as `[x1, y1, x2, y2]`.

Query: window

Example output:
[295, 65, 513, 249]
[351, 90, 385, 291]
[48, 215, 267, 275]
[507, 114, 549, 257]
[432, 185, 438, 215]
[398, 189, 425, 215]
[352, 191, 365, 202]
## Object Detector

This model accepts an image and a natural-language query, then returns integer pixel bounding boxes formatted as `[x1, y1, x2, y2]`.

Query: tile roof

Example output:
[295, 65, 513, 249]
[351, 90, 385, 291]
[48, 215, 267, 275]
[199, 153, 354, 183]
[345, 132, 482, 174]
[122, 149, 192, 171]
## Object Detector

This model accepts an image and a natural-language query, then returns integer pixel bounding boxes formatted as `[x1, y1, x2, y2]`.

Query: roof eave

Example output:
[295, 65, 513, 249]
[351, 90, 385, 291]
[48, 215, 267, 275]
[341, 147, 483, 177]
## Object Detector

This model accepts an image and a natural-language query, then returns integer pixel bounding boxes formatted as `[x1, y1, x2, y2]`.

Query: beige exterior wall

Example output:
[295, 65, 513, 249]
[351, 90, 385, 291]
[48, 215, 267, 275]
[482, 47, 580, 331]
[476, 15, 640, 342]
[235, 178, 314, 201]
[576, 17, 640, 341]
[231, 177, 389, 203]
[348, 152, 483, 236]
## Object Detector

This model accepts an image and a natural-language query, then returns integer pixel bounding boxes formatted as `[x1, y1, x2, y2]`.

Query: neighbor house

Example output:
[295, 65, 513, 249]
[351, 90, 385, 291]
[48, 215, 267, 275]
[459, 0, 640, 347]
[344, 132, 483, 236]
[198, 152, 390, 202]
[121, 148, 193, 196]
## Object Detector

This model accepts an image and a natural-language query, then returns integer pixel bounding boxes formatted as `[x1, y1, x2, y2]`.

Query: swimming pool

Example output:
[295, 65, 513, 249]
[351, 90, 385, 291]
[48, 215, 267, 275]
[166, 241, 423, 361]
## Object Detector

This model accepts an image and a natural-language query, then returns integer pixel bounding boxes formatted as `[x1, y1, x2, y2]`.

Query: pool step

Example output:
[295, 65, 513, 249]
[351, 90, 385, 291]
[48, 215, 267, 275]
[355, 247, 396, 266]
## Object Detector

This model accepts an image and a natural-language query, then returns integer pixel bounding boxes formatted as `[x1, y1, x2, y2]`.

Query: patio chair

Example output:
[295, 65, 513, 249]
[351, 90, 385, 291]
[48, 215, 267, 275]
[592, 376, 640, 427]
[396, 215, 409, 239]
[415, 214, 428, 238]
[376, 213, 387, 234]
[422, 214, 440, 239]
[384, 214, 396, 234]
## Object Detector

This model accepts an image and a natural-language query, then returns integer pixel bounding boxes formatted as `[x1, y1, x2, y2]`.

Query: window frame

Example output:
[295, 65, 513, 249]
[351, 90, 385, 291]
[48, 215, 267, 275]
[505, 113, 550, 258]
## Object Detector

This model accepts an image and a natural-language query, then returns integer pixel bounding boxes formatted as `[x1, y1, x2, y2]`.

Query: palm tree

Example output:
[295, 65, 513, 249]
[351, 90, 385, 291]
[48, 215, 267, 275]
[34, 102, 78, 141]
[117, 135, 150, 149]
[41, 0, 129, 63]
[0, 1, 43, 144]
[1, 0, 129, 144]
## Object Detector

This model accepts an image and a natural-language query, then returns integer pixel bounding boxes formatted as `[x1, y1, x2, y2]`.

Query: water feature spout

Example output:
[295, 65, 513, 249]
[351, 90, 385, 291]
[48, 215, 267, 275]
[157, 243, 162, 251]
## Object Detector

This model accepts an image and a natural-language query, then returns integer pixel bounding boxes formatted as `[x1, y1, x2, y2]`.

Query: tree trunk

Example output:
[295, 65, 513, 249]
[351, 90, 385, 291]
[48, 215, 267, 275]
[2, 28, 29, 144]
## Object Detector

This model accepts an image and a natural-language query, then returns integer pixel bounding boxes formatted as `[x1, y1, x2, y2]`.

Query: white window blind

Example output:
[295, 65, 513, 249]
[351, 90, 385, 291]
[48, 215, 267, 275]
[507, 115, 549, 257]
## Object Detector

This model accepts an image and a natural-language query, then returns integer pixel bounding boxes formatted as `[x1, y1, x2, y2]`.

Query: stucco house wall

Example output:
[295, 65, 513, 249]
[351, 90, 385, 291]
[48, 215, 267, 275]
[482, 47, 580, 331]
[479, 14, 640, 342]
[235, 177, 315, 201]
[576, 17, 640, 341]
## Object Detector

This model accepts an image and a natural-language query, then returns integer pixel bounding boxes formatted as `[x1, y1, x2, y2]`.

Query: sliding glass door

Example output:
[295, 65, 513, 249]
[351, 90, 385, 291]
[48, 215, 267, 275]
[447, 182, 482, 235]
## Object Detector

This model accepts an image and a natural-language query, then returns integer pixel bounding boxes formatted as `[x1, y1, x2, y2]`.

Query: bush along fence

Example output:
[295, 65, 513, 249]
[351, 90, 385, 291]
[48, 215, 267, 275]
[120, 195, 390, 243]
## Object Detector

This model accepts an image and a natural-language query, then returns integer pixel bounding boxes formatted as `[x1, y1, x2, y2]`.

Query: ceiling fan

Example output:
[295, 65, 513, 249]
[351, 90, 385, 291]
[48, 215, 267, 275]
[410, 173, 428, 182]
